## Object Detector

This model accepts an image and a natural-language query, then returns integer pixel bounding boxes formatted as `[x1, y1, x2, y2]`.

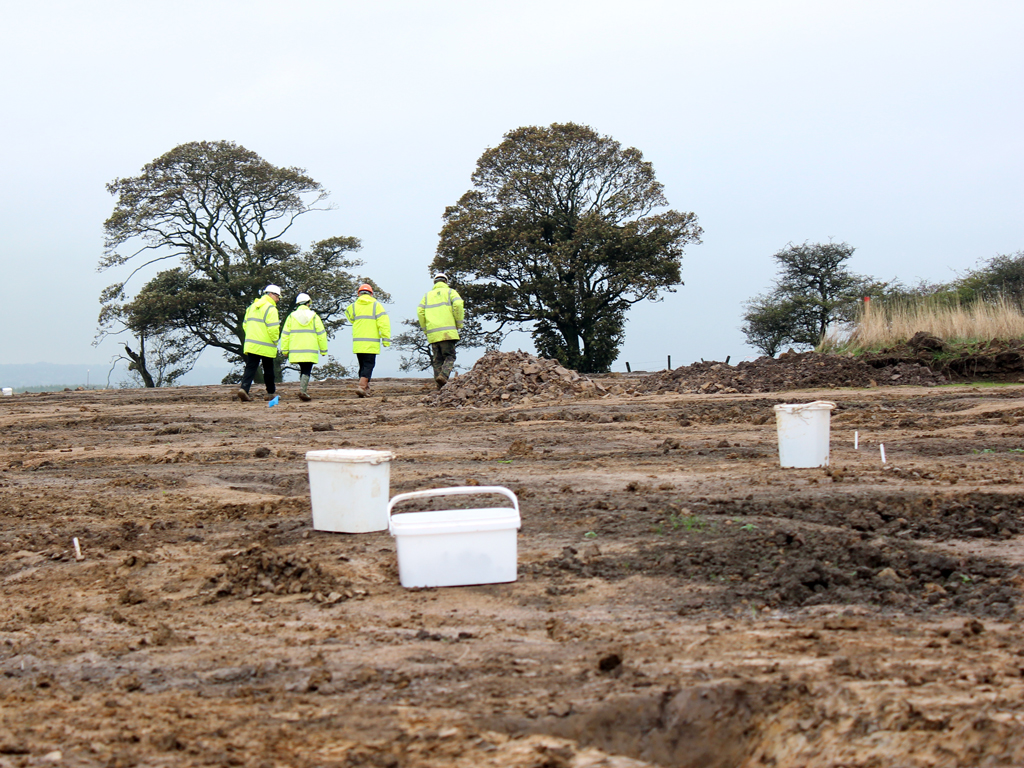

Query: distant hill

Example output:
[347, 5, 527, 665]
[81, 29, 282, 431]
[0, 363, 233, 390]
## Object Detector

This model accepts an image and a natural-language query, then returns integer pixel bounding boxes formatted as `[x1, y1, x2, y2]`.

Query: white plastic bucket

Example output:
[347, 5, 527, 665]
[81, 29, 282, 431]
[1, 388, 11, 397]
[388, 486, 521, 588]
[305, 449, 395, 532]
[774, 401, 836, 468]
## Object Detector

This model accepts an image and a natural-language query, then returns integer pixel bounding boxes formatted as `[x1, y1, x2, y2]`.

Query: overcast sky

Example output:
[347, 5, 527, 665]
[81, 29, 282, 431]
[2, 0, 1021, 382]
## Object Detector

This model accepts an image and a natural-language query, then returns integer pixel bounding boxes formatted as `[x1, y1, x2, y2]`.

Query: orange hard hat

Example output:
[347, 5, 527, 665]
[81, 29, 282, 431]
[357, 283, 373, 295]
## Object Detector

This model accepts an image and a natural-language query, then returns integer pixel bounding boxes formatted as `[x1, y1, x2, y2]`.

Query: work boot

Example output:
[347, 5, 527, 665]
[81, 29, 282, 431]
[236, 388, 251, 402]
[434, 372, 448, 388]
[355, 377, 369, 398]
[299, 374, 312, 401]
[263, 392, 276, 401]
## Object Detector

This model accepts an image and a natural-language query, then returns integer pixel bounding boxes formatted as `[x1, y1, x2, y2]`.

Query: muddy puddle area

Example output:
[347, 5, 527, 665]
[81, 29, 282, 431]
[3, 374, 1024, 767]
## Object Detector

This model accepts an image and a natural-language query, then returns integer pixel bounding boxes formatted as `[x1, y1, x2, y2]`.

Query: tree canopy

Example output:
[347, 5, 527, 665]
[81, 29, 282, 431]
[954, 250, 1024, 307]
[741, 242, 877, 355]
[433, 123, 702, 373]
[96, 141, 374, 385]
[739, 291, 799, 358]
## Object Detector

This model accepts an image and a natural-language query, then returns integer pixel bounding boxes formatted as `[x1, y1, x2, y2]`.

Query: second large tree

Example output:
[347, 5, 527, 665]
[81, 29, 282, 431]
[434, 123, 702, 373]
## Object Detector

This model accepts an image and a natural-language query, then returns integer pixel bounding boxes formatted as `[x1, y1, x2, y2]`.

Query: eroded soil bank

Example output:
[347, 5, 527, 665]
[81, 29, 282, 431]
[3, 376, 1024, 767]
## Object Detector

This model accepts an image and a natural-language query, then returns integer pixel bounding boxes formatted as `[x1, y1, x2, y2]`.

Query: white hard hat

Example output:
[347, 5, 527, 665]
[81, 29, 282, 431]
[265, 284, 282, 295]
[295, 293, 311, 304]
[433, 272, 447, 282]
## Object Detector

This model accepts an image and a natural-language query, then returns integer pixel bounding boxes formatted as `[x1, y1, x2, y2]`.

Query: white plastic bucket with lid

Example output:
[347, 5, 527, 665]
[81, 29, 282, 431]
[388, 486, 521, 588]
[774, 401, 836, 468]
[305, 449, 395, 532]
[1, 388, 11, 397]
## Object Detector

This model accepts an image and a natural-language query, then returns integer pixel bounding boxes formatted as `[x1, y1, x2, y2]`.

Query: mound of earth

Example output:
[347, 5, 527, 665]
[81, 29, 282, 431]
[637, 351, 947, 395]
[432, 350, 606, 406]
[431, 350, 950, 406]
[863, 335, 1024, 382]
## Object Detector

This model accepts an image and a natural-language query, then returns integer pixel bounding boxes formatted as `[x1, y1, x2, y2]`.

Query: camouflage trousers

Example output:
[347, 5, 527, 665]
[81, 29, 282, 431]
[430, 341, 458, 379]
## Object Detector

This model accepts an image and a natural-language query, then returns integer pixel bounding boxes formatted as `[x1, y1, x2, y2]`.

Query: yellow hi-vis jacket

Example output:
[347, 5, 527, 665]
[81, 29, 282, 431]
[344, 294, 391, 354]
[281, 305, 328, 363]
[242, 294, 281, 357]
[417, 281, 464, 343]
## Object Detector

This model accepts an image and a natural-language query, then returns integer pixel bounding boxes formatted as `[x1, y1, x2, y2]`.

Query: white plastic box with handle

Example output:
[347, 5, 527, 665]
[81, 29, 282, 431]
[388, 486, 521, 588]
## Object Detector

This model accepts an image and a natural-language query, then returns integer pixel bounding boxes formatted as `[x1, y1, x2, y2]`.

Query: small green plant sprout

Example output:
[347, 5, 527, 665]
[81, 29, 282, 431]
[584, 531, 598, 540]
[652, 523, 666, 536]
[960, 573, 973, 584]
[740, 523, 757, 532]
[681, 514, 705, 531]
[972, 448, 996, 454]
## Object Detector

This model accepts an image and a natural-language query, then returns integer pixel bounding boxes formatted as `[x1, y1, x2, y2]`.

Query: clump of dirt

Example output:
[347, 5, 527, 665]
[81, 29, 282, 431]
[205, 545, 347, 602]
[432, 350, 605, 407]
[638, 351, 946, 395]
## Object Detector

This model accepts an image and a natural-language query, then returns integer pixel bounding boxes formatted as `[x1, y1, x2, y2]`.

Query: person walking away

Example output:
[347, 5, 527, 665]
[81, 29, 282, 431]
[344, 283, 391, 397]
[237, 285, 281, 402]
[417, 272, 463, 389]
[281, 292, 328, 401]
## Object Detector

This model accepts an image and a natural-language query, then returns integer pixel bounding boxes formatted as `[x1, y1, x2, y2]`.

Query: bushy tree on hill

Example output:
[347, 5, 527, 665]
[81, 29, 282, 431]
[433, 122, 702, 374]
[741, 241, 881, 355]
[740, 291, 800, 358]
[954, 251, 1024, 306]
[96, 140, 378, 386]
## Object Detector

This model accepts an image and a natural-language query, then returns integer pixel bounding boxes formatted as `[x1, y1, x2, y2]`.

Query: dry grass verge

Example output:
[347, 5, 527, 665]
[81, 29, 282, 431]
[822, 296, 1024, 353]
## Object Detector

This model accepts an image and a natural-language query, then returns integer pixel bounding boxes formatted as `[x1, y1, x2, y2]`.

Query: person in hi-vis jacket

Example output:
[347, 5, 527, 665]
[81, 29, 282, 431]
[417, 272, 463, 389]
[344, 283, 391, 397]
[281, 292, 328, 401]
[237, 284, 281, 402]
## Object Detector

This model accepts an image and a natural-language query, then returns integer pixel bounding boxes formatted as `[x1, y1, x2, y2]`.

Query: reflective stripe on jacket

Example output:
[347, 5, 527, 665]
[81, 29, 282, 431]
[281, 305, 328, 363]
[417, 282, 464, 343]
[242, 294, 281, 356]
[344, 295, 391, 354]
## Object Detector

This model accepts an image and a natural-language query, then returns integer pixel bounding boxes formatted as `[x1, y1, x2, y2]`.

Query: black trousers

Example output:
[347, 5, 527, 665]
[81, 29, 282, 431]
[357, 353, 376, 381]
[241, 353, 276, 394]
[297, 362, 314, 376]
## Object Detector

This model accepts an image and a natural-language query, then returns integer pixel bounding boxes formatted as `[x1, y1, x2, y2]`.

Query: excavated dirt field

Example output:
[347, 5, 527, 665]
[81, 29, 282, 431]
[4, 355, 1024, 767]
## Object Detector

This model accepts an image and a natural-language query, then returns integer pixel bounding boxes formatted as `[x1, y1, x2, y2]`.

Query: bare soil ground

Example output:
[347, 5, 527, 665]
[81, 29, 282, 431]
[4, 361, 1024, 767]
